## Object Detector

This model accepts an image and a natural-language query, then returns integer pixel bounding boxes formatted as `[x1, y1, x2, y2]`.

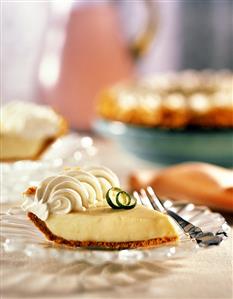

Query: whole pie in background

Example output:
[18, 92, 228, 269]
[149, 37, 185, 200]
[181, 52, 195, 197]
[97, 70, 233, 129]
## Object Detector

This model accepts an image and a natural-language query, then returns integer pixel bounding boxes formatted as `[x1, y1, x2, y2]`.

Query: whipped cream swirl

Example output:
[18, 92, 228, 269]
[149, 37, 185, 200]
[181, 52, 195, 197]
[21, 166, 120, 220]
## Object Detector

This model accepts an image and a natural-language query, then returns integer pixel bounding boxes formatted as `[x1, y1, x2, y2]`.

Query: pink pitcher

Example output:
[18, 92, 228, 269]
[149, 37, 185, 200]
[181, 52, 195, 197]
[36, 1, 157, 130]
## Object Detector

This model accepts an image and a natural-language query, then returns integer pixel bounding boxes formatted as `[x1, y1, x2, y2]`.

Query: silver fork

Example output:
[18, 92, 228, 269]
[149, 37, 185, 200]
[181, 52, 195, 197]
[133, 186, 226, 247]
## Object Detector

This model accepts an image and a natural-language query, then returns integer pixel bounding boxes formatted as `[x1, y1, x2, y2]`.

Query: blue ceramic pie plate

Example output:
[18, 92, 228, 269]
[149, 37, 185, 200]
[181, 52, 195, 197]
[94, 119, 233, 167]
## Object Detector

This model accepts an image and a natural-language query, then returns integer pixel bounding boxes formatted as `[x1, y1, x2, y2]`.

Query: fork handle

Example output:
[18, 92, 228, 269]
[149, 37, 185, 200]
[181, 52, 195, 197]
[167, 210, 203, 238]
[167, 210, 224, 246]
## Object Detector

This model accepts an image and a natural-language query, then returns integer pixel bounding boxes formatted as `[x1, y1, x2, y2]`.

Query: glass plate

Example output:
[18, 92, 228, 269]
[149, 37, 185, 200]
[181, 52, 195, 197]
[1, 133, 99, 203]
[1, 201, 230, 265]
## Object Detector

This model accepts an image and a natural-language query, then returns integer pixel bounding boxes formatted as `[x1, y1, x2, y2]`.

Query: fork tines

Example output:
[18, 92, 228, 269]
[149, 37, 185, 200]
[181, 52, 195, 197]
[133, 187, 166, 213]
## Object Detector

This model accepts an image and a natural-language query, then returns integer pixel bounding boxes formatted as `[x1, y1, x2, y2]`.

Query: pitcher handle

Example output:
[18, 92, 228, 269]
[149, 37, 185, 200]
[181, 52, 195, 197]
[129, 1, 159, 60]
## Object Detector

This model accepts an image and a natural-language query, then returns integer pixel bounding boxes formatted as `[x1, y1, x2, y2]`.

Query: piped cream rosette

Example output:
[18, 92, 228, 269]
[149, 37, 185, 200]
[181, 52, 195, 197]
[22, 166, 120, 221]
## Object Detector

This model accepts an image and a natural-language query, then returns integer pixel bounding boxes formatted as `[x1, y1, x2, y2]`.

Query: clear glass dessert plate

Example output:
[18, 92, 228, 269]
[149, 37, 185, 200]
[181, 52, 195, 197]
[1, 133, 99, 203]
[1, 201, 230, 265]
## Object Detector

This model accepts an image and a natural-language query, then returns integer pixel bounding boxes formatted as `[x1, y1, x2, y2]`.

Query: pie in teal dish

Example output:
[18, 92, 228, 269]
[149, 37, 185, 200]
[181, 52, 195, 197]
[96, 71, 233, 166]
[94, 120, 233, 167]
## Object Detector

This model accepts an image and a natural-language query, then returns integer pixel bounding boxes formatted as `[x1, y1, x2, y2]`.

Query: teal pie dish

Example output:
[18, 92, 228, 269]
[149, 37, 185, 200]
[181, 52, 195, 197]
[94, 120, 233, 167]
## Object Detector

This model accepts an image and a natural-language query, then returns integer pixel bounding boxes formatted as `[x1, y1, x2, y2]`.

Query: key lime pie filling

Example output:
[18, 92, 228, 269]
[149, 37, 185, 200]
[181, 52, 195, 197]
[22, 166, 179, 249]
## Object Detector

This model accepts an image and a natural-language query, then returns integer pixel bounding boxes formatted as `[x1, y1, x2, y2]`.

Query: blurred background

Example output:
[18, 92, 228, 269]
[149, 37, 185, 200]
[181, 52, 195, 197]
[2, 1, 232, 106]
[1, 0, 232, 166]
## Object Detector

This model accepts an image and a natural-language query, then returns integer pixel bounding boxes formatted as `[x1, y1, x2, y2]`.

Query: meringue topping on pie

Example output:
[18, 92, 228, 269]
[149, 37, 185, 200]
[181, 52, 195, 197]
[98, 70, 233, 128]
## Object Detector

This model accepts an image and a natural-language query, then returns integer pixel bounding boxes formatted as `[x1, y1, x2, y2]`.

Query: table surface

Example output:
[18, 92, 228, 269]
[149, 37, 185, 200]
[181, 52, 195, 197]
[1, 137, 232, 299]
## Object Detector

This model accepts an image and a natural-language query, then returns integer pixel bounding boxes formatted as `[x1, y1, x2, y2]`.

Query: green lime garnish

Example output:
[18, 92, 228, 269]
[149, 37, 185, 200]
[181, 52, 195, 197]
[106, 187, 122, 209]
[106, 187, 137, 210]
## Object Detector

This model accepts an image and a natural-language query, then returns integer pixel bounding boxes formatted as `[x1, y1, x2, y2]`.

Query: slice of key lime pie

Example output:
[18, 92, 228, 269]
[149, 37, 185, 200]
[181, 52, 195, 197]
[22, 166, 179, 249]
[0, 101, 67, 161]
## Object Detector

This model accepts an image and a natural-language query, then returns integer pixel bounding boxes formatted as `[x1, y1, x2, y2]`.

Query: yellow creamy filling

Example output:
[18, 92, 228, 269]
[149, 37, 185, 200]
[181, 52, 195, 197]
[0, 134, 47, 159]
[45, 205, 179, 242]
